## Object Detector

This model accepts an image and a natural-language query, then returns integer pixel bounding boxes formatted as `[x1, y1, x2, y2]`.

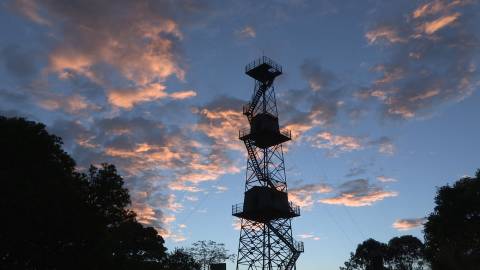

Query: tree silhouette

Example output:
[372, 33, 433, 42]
[341, 238, 388, 270]
[340, 236, 426, 270]
[188, 240, 235, 270]
[0, 116, 99, 269]
[424, 170, 480, 270]
[0, 116, 177, 270]
[165, 248, 201, 270]
[387, 236, 425, 270]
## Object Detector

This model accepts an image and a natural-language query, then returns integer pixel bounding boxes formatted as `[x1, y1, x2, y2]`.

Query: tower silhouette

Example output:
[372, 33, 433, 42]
[233, 57, 303, 270]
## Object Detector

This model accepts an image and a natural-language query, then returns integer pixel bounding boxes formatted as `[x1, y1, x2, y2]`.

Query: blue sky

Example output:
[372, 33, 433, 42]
[1, 0, 479, 269]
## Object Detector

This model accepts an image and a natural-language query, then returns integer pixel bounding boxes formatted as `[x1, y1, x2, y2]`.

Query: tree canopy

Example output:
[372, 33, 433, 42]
[423, 171, 480, 270]
[188, 240, 235, 270]
[340, 236, 425, 270]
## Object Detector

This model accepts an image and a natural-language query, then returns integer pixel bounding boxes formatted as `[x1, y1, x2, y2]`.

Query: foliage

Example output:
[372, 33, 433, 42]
[340, 236, 426, 270]
[387, 236, 425, 270]
[188, 240, 235, 270]
[340, 239, 388, 270]
[165, 248, 202, 270]
[423, 171, 480, 270]
[0, 116, 175, 269]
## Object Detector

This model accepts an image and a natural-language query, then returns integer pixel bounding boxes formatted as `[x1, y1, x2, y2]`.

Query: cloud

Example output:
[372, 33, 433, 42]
[49, 114, 241, 236]
[345, 167, 367, 178]
[281, 61, 345, 140]
[319, 179, 398, 207]
[368, 136, 396, 155]
[108, 84, 196, 109]
[366, 26, 406, 44]
[194, 96, 247, 152]
[11, 0, 202, 111]
[232, 218, 242, 231]
[0, 44, 39, 79]
[392, 218, 427, 231]
[237, 26, 256, 38]
[213, 185, 228, 193]
[39, 94, 99, 114]
[300, 60, 336, 91]
[297, 233, 321, 241]
[412, 0, 466, 19]
[11, 0, 51, 25]
[422, 13, 460, 34]
[377, 175, 397, 183]
[362, 0, 480, 120]
[289, 183, 332, 209]
[306, 131, 362, 156]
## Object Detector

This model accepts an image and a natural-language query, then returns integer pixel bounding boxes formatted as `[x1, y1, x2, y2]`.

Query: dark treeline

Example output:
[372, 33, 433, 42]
[340, 170, 480, 270]
[0, 116, 202, 270]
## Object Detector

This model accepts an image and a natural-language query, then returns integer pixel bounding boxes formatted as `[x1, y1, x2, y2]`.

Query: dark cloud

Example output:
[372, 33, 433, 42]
[281, 60, 347, 139]
[319, 178, 398, 207]
[367, 136, 395, 155]
[345, 167, 367, 178]
[0, 45, 38, 78]
[300, 59, 336, 91]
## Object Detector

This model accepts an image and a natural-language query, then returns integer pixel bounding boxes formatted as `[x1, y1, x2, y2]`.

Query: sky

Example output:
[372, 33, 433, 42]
[1, 0, 480, 269]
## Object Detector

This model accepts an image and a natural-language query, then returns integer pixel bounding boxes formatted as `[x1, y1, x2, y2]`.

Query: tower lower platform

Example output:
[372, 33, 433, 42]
[232, 186, 300, 222]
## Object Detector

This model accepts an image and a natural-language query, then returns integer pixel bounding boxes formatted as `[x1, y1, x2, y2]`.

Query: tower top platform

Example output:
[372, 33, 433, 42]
[245, 56, 282, 83]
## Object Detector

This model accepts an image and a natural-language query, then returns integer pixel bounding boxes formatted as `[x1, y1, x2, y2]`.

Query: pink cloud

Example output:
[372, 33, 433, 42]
[393, 218, 427, 231]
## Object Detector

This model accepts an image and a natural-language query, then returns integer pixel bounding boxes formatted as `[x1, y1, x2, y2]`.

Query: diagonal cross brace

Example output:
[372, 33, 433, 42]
[266, 222, 302, 270]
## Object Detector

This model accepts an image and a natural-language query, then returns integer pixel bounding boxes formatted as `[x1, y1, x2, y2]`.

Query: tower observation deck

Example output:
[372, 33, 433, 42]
[233, 56, 303, 270]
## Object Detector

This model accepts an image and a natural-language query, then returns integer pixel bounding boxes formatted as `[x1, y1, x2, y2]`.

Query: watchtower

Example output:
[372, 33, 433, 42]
[233, 57, 303, 270]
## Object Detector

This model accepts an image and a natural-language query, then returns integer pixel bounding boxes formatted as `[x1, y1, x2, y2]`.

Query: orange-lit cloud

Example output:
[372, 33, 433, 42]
[412, 0, 464, 19]
[133, 203, 159, 225]
[38, 94, 97, 114]
[393, 218, 427, 231]
[364, 0, 477, 120]
[108, 84, 197, 109]
[15, 0, 189, 112]
[169, 90, 197, 100]
[194, 98, 248, 152]
[422, 13, 460, 34]
[320, 190, 398, 207]
[289, 183, 332, 209]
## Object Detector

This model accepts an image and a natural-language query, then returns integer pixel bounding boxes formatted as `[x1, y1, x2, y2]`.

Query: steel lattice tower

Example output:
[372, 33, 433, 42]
[232, 57, 303, 270]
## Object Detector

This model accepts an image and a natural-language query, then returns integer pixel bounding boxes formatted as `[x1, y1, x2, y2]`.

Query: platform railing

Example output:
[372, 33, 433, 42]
[232, 202, 300, 216]
[232, 203, 244, 215]
[294, 240, 304, 252]
[245, 56, 283, 73]
[289, 202, 301, 216]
